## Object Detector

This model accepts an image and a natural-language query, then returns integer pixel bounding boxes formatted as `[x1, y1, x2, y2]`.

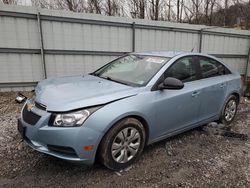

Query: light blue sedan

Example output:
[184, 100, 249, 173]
[18, 51, 242, 170]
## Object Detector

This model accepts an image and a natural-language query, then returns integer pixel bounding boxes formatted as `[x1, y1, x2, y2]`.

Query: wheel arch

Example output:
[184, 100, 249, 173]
[95, 114, 150, 162]
[127, 115, 150, 145]
[230, 92, 240, 104]
[217, 91, 240, 124]
[221, 91, 240, 114]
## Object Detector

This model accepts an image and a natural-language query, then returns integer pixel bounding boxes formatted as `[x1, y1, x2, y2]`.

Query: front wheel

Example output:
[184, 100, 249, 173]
[219, 95, 238, 125]
[98, 118, 146, 170]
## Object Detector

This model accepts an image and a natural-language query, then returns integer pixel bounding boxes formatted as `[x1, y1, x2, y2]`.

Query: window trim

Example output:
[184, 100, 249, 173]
[151, 55, 199, 91]
[195, 55, 232, 80]
[151, 54, 232, 91]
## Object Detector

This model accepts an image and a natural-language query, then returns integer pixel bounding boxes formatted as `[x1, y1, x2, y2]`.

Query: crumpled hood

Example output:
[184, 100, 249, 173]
[35, 75, 140, 112]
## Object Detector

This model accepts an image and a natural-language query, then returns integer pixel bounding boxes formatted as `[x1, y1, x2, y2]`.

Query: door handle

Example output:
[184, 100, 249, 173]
[191, 91, 200, 97]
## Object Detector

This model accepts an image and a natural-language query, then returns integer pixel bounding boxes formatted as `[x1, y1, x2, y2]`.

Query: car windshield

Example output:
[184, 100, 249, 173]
[92, 55, 169, 87]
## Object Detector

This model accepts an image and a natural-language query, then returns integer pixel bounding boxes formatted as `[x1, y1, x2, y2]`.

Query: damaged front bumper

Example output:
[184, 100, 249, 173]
[17, 100, 104, 165]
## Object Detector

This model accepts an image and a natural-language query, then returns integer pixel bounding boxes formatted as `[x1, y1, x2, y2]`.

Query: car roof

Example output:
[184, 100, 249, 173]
[130, 51, 226, 67]
[132, 51, 187, 58]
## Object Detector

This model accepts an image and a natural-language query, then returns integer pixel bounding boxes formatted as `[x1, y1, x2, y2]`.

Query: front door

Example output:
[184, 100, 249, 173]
[152, 56, 202, 139]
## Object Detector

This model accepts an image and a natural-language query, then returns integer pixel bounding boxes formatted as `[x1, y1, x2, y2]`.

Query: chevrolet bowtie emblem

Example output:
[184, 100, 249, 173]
[27, 103, 34, 111]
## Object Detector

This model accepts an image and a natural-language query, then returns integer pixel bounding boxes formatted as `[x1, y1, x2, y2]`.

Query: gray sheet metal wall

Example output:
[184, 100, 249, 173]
[0, 5, 250, 91]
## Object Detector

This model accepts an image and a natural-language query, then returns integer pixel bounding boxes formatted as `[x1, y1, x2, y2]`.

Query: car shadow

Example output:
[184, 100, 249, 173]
[27, 127, 200, 174]
[20, 117, 248, 177]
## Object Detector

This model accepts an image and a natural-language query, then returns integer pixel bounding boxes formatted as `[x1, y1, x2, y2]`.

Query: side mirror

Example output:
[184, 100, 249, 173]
[158, 77, 184, 90]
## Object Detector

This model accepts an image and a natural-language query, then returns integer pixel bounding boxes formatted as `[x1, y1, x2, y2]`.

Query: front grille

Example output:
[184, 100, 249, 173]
[22, 104, 41, 125]
[35, 101, 47, 111]
[47, 145, 77, 157]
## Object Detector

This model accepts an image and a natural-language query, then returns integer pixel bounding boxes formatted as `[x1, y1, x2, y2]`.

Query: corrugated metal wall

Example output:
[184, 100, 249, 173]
[0, 5, 250, 91]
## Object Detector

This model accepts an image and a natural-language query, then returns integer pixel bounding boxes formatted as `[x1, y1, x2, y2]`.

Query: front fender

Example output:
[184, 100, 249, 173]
[83, 93, 154, 141]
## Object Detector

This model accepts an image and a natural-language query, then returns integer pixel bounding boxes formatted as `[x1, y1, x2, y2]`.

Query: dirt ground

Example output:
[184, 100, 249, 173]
[0, 92, 250, 188]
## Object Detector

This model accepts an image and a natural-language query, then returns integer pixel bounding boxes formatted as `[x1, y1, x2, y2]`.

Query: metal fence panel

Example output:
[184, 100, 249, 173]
[0, 53, 43, 82]
[0, 4, 249, 91]
[45, 55, 116, 77]
[0, 16, 39, 49]
[202, 34, 249, 54]
[135, 29, 200, 52]
[220, 57, 247, 74]
[42, 21, 132, 52]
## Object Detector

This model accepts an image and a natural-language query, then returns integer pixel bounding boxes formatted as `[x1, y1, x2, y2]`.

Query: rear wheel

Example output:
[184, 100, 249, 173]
[219, 95, 238, 125]
[98, 118, 146, 170]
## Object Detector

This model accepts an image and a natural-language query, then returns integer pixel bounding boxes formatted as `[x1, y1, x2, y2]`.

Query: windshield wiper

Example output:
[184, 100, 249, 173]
[89, 72, 98, 76]
[100, 76, 130, 86]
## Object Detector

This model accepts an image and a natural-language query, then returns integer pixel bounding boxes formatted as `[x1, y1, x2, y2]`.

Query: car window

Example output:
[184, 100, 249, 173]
[105, 56, 138, 73]
[93, 55, 169, 87]
[164, 57, 197, 83]
[198, 57, 229, 78]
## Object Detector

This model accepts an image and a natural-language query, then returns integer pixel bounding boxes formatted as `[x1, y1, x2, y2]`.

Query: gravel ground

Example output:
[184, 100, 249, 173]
[0, 92, 250, 188]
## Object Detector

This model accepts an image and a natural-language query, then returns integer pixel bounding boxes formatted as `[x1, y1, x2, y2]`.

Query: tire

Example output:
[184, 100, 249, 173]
[98, 118, 146, 170]
[218, 95, 238, 125]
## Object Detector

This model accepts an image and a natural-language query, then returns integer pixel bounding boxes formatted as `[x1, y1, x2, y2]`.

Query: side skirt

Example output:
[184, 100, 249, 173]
[147, 115, 219, 145]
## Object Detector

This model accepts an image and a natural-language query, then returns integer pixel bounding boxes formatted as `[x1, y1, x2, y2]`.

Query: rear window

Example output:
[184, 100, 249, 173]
[198, 57, 231, 78]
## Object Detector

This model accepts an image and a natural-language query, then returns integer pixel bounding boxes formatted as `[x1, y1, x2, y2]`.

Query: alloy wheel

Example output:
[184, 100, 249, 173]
[111, 127, 141, 163]
[224, 99, 237, 122]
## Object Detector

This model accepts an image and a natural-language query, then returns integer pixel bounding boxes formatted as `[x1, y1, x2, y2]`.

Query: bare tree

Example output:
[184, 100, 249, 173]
[87, 0, 102, 14]
[192, 0, 203, 24]
[128, 0, 146, 19]
[9, 0, 250, 29]
[246, 0, 250, 29]
[166, 0, 171, 21]
[104, 0, 119, 16]
[224, 0, 229, 26]
[1, 0, 18, 4]
[175, 0, 184, 22]
[31, 0, 52, 9]
[182, 1, 195, 23]
[234, 0, 250, 29]
[201, 0, 216, 25]
[176, 0, 180, 21]
[31, 0, 87, 12]
[204, 0, 210, 23]
[58, 0, 87, 12]
[181, 0, 219, 25]
[148, 0, 161, 20]
[208, 0, 216, 25]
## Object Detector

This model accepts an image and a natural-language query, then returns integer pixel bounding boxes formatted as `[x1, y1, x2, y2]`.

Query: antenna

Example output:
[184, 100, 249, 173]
[191, 47, 194, 52]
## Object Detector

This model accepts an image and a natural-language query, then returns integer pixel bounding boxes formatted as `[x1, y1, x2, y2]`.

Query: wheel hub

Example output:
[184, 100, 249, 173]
[224, 100, 236, 122]
[111, 127, 141, 164]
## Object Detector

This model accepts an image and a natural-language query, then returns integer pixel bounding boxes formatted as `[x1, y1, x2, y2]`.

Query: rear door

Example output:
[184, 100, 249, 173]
[196, 56, 230, 121]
